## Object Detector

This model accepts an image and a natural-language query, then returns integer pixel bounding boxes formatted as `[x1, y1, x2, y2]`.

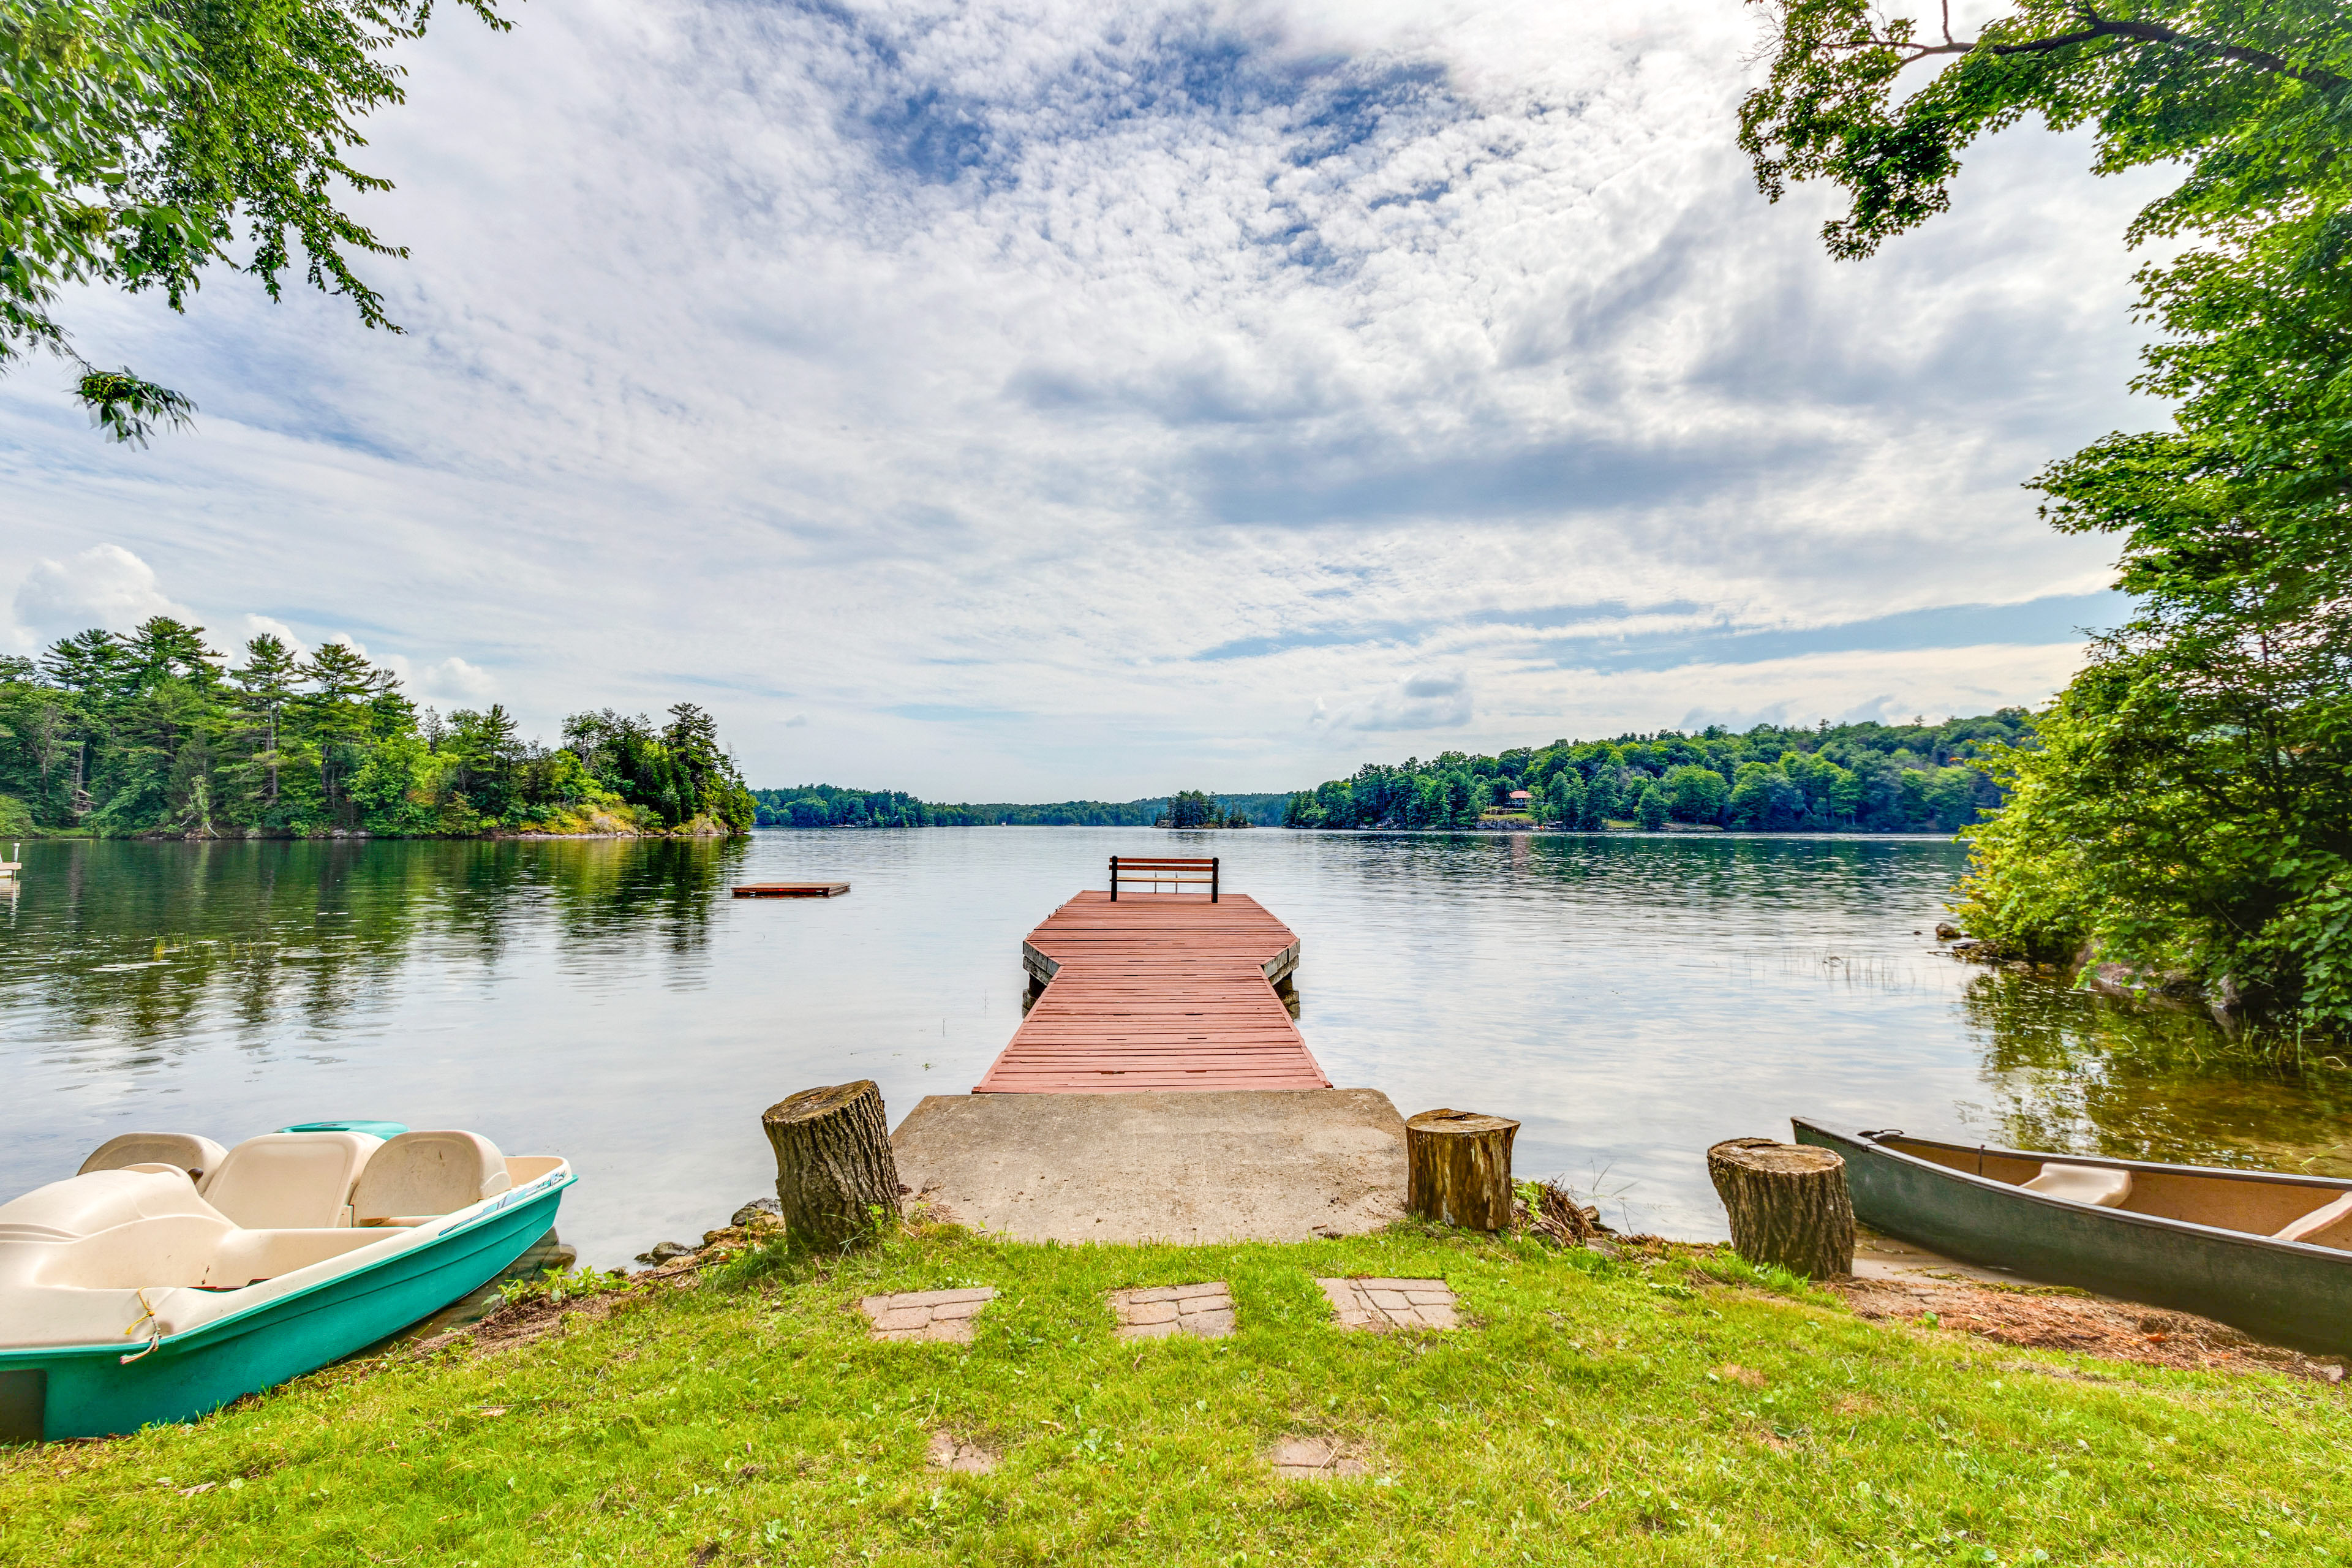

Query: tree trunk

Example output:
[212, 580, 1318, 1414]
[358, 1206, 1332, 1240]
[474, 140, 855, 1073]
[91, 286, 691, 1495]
[1406, 1109, 1520, 1231]
[1706, 1137, 1855, 1278]
[761, 1080, 902, 1248]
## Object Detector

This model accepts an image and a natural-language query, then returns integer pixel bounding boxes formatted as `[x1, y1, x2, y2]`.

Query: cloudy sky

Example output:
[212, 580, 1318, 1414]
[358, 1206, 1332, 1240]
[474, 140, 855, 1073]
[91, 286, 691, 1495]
[2, 0, 2165, 799]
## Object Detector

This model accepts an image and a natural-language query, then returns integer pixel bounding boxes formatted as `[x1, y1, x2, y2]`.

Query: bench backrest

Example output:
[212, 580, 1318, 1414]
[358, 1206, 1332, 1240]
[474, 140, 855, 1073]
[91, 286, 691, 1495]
[1109, 856, 1218, 902]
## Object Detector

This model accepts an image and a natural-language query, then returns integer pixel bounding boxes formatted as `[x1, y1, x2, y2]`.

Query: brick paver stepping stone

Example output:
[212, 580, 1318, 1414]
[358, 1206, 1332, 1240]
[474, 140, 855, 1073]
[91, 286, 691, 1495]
[858, 1287, 997, 1343]
[925, 1431, 997, 1474]
[1268, 1436, 1369, 1479]
[1315, 1276, 1457, 1331]
[1110, 1281, 1234, 1340]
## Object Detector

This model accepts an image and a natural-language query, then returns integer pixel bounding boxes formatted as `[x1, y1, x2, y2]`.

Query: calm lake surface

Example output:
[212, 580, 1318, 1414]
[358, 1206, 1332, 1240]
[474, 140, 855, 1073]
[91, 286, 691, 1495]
[6, 830, 2349, 1268]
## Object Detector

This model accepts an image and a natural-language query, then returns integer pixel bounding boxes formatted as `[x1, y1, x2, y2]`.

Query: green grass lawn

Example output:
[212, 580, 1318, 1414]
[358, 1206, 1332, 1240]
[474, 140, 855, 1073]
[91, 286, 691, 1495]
[2, 1223, 2342, 1566]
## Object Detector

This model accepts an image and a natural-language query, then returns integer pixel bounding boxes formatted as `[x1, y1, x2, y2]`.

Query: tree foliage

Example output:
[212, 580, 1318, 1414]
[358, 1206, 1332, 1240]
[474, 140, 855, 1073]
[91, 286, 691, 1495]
[747, 788, 1291, 829]
[1280, 714, 2027, 832]
[0, 618, 753, 837]
[1747, 0, 2352, 1028]
[0, 0, 507, 440]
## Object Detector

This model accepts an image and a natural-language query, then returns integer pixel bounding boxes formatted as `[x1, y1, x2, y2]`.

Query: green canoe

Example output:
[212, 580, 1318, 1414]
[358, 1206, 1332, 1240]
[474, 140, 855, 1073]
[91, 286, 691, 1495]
[1794, 1118, 2352, 1354]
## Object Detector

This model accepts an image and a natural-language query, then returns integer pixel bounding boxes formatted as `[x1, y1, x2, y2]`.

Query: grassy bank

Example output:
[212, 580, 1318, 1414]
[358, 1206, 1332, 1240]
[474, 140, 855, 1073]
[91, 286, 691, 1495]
[2, 1223, 2342, 1565]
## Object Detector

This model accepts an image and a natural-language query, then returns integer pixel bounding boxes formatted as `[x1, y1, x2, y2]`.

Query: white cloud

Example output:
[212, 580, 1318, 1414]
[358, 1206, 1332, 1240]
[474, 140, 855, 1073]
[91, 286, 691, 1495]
[1316, 669, 1474, 732]
[414, 657, 497, 705]
[233, 614, 307, 655]
[0, 0, 2160, 790]
[10, 545, 189, 647]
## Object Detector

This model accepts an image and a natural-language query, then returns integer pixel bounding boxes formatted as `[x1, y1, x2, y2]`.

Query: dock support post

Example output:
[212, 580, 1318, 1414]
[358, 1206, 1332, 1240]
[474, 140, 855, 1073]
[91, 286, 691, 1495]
[1405, 1109, 1519, 1230]
[1211, 857, 1219, 903]
[1706, 1137, 1854, 1278]
[761, 1080, 902, 1248]
[1109, 855, 1119, 902]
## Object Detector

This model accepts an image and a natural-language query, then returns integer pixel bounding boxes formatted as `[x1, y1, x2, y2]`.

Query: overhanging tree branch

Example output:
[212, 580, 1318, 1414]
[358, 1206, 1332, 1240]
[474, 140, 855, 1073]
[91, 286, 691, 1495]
[1825, 6, 2348, 89]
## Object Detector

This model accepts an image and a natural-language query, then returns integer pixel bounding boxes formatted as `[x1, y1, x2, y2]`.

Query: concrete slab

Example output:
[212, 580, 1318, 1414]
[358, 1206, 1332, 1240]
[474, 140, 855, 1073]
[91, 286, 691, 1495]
[891, 1088, 1408, 1244]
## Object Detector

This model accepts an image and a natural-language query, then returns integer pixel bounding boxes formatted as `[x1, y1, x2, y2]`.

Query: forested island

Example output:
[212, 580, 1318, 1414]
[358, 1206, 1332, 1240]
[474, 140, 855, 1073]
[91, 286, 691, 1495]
[0, 619, 755, 839]
[1281, 712, 2030, 832]
[750, 787, 1290, 829]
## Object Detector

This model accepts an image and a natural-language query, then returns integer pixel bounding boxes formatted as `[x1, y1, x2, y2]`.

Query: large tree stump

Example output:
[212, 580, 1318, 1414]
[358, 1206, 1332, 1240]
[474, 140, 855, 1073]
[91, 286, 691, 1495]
[1706, 1137, 1855, 1278]
[761, 1080, 901, 1248]
[1406, 1109, 1519, 1231]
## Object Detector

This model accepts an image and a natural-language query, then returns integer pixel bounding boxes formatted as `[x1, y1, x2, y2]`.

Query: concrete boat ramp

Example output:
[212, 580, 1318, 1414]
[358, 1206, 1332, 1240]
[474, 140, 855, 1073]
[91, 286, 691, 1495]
[889, 868, 1408, 1243]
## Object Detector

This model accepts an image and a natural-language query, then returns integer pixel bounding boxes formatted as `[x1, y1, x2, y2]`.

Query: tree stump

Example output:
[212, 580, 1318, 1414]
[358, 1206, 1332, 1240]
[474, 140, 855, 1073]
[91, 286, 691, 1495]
[761, 1080, 902, 1249]
[1706, 1137, 1855, 1278]
[1406, 1109, 1519, 1231]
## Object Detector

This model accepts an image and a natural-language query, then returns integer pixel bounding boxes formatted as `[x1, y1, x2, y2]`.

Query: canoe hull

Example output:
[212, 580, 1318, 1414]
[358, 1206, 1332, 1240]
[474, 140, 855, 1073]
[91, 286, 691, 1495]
[0, 1179, 568, 1441]
[1795, 1118, 2352, 1355]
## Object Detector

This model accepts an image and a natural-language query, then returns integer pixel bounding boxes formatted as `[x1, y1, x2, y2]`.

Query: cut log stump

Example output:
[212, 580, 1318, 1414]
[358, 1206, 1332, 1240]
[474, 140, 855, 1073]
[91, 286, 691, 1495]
[761, 1080, 901, 1249]
[1706, 1136, 1855, 1279]
[1405, 1108, 1519, 1231]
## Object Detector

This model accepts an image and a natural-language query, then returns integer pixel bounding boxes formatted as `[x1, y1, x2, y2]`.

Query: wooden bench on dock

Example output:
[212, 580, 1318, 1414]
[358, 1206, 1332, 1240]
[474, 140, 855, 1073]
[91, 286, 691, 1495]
[972, 864, 1325, 1094]
[1110, 854, 1218, 902]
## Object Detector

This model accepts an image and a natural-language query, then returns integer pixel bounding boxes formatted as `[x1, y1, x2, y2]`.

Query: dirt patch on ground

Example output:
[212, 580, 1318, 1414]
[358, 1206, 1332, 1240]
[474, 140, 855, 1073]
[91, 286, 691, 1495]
[405, 1226, 764, 1360]
[1838, 1276, 2349, 1384]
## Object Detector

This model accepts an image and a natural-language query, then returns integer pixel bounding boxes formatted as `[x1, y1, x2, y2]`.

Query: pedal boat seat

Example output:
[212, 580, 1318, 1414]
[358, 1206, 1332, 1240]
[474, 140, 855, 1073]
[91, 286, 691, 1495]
[78, 1133, 229, 1185]
[351, 1131, 510, 1226]
[198, 1131, 383, 1230]
[2020, 1161, 2133, 1207]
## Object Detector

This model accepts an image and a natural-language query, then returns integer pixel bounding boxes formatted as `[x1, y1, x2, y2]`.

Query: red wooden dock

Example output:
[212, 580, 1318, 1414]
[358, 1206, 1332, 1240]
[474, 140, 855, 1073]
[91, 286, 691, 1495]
[973, 891, 1329, 1093]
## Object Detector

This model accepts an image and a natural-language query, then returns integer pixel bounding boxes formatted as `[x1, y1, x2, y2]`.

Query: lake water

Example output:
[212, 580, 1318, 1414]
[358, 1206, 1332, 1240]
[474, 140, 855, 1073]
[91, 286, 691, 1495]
[6, 830, 2348, 1268]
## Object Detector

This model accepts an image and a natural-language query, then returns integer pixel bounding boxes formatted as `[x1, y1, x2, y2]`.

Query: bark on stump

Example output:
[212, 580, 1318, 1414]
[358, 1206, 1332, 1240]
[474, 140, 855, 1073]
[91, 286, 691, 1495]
[1706, 1136, 1855, 1278]
[1406, 1109, 1520, 1231]
[761, 1080, 901, 1249]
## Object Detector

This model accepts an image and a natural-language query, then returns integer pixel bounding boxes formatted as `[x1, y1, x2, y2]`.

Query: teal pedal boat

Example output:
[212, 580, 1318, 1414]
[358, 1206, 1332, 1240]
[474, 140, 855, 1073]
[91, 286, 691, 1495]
[0, 1124, 574, 1441]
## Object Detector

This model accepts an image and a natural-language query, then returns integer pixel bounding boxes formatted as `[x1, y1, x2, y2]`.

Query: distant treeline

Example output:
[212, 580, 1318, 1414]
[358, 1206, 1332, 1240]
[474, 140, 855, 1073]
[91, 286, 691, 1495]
[1283, 712, 2034, 833]
[750, 788, 1293, 829]
[0, 617, 756, 839]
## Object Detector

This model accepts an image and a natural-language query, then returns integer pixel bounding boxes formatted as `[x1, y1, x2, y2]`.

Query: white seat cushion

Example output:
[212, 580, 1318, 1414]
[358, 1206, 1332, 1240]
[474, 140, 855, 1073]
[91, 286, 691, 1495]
[79, 1133, 229, 1183]
[199, 1133, 383, 1229]
[2274, 1191, 2352, 1246]
[351, 1131, 509, 1223]
[2021, 1161, 2133, 1207]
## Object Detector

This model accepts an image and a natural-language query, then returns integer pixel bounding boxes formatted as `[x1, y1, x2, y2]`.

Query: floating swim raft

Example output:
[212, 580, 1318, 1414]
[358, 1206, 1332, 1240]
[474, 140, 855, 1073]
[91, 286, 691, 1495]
[731, 883, 850, 899]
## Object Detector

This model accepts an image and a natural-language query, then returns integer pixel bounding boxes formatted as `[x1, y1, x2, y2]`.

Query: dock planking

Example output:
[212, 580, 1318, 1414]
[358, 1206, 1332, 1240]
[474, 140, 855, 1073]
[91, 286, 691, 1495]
[973, 891, 1329, 1093]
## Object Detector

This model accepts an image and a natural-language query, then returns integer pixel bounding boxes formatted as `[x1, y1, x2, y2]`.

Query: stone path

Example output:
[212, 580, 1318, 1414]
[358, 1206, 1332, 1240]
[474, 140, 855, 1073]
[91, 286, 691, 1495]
[1268, 1436, 1369, 1479]
[925, 1431, 997, 1474]
[1316, 1276, 1457, 1331]
[859, 1287, 997, 1343]
[1110, 1281, 1234, 1340]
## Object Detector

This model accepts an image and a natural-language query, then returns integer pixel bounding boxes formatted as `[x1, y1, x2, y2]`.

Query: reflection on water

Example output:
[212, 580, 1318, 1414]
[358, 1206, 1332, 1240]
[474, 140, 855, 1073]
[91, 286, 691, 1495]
[3, 831, 2345, 1265]
[1957, 970, 2352, 1177]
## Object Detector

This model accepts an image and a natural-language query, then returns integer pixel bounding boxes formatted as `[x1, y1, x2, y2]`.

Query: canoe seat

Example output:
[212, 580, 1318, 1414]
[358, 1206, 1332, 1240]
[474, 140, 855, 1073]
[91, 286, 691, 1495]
[200, 1132, 383, 1230]
[2274, 1191, 2352, 1248]
[352, 1131, 510, 1226]
[79, 1133, 229, 1185]
[2021, 1162, 2133, 1207]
